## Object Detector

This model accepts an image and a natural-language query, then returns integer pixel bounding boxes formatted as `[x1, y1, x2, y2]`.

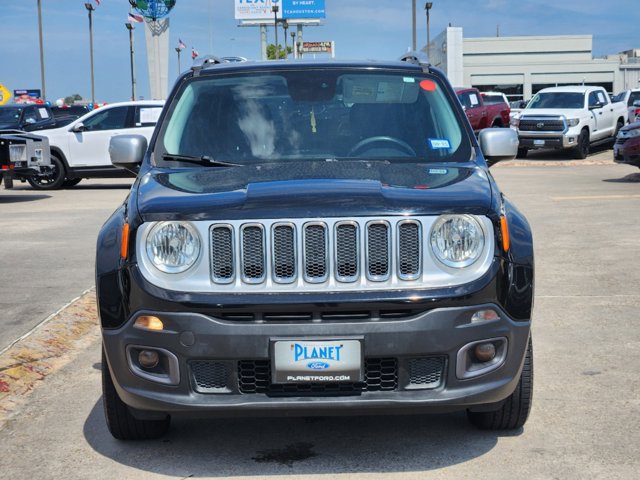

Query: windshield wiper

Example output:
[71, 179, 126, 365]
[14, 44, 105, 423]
[162, 153, 241, 167]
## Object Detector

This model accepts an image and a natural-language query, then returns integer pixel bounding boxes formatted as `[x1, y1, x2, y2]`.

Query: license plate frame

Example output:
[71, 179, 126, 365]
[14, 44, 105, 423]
[271, 338, 363, 384]
[533, 139, 545, 146]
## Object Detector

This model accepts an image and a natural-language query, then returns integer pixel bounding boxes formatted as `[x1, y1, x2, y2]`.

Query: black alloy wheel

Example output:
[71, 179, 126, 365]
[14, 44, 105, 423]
[27, 154, 66, 190]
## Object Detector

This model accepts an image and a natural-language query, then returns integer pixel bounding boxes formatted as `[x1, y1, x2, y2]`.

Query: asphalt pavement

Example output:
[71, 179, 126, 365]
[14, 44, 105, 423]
[0, 152, 639, 479]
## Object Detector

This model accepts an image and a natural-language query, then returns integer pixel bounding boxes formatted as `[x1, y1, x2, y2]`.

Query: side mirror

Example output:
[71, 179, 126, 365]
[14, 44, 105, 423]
[71, 122, 86, 133]
[109, 134, 147, 172]
[478, 128, 518, 166]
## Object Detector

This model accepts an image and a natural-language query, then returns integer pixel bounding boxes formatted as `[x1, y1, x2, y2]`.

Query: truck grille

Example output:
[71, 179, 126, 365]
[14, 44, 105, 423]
[519, 117, 565, 132]
[209, 218, 424, 287]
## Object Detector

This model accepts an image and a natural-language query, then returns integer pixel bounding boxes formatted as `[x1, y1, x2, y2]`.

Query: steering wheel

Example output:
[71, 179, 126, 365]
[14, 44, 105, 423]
[348, 136, 416, 157]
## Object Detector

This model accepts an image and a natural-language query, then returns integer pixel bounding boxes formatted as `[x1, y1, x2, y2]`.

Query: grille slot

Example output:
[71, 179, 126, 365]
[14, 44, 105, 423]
[398, 221, 421, 280]
[408, 357, 445, 388]
[335, 222, 359, 282]
[238, 358, 398, 395]
[241, 224, 265, 283]
[191, 361, 230, 392]
[366, 222, 390, 281]
[304, 223, 328, 283]
[272, 224, 296, 283]
[210, 225, 234, 283]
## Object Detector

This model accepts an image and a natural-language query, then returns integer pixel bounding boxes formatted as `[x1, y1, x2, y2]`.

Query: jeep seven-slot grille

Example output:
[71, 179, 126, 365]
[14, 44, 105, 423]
[209, 219, 424, 286]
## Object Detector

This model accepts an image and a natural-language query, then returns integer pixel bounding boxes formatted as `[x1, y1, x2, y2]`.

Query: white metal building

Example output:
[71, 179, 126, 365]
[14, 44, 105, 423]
[426, 27, 640, 101]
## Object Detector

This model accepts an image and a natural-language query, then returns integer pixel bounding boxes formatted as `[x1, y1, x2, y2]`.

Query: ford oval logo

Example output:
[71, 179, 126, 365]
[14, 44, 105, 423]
[307, 361, 330, 370]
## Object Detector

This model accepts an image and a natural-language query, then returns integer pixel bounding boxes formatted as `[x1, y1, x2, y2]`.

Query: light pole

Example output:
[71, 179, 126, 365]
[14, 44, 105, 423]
[425, 2, 433, 58]
[411, 0, 417, 51]
[84, 3, 96, 105]
[272, 5, 279, 59]
[291, 31, 296, 59]
[282, 20, 289, 58]
[125, 23, 137, 101]
[37, 0, 46, 101]
[175, 47, 182, 76]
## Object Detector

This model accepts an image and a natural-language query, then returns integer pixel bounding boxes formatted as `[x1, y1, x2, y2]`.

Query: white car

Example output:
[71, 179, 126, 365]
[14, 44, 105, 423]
[27, 100, 164, 189]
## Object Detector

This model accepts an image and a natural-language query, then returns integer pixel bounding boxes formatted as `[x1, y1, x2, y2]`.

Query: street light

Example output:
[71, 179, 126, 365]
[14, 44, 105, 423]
[291, 31, 296, 59]
[175, 47, 182, 76]
[272, 5, 279, 59]
[425, 2, 433, 59]
[282, 20, 289, 59]
[37, 0, 46, 101]
[412, 0, 417, 51]
[84, 3, 95, 105]
[125, 23, 137, 101]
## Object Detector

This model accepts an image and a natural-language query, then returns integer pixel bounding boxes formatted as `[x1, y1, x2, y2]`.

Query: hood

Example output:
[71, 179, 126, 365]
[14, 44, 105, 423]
[0, 122, 20, 130]
[136, 161, 495, 221]
[518, 108, 584, 118]
[621, 120, 640, 132]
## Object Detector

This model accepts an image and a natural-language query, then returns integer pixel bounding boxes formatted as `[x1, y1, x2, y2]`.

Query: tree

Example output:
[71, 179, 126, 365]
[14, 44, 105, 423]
[267, 44, 292, 60]
[63, 94, 82, 105]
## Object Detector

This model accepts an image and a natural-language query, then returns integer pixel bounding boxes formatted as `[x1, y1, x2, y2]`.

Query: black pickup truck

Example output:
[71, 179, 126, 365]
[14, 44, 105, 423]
[0, 103, 75, 132]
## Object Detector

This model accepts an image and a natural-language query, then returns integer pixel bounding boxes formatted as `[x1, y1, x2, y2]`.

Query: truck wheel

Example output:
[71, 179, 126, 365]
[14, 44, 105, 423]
[467, 337, 533, 430]
[102, 350, 170, 440]
[27, 154, 66, 190]
[572, 130, 590, 159]
[516, 147, 528, 159]
[63, 178, 82, 188]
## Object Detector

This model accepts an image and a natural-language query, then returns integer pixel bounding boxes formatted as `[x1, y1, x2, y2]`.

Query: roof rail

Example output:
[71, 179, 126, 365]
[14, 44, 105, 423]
[399, 51, 431, 71]
[191, 55, 227, 76]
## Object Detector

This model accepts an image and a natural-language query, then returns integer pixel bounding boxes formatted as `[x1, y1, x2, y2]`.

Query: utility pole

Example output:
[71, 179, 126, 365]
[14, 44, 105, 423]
[84, 3, 96, 105]
[37, 0, 46, 101]
[125, 23, 137, 101]
[425, 2, 433, 58]
[412, 0, 417, 51]
[175, 47, 181, 75]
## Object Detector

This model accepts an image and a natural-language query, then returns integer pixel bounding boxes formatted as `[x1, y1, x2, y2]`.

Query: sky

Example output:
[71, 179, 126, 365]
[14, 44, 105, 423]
[0, 0, 634, 104]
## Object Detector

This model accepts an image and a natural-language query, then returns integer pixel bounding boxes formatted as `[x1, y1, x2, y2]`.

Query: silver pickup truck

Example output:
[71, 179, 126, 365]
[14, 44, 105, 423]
[511, 86, 627, 159]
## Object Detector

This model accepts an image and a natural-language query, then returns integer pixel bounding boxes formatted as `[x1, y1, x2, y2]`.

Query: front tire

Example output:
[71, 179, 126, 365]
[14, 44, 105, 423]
[467, 337, 533, 430]
[572, 130, 590, 159]
[63, 178, 82, 188]
[102, 350, 170, 440]
[27, 154, 66, 190]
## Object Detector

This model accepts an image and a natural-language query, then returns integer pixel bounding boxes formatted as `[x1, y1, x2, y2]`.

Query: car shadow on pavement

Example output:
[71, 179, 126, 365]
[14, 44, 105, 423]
[83, 397, 518, 476]
[602, 172, 640, 183]
[0, 194, 51, 203]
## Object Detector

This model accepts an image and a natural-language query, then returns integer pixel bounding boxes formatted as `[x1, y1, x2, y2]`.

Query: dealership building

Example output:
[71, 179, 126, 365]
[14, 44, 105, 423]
[427, 27, 640, 101]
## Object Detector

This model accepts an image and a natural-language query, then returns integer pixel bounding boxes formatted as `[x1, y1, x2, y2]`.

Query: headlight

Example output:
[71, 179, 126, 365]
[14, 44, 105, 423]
[146, 222, 201, 273]
[622, 128, 640, 139]
[566, 118, 580, 127]
[430, 215, 485, 268]
[510, 117, 519, 127]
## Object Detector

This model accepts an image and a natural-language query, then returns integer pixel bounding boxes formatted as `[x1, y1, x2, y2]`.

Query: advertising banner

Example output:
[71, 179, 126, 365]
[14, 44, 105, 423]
[235, 0, 325, 21]
[302, 41, 332, 53]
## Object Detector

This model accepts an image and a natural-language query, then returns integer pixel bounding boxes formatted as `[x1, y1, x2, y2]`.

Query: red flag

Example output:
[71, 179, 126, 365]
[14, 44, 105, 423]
[95, 0, 101, 5]
[191, 48, 199, 60]
[128, 12, 144, 23]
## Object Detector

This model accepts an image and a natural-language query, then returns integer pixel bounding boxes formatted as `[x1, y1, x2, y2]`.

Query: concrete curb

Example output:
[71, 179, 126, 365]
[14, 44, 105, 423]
[0, 289, 100, 430]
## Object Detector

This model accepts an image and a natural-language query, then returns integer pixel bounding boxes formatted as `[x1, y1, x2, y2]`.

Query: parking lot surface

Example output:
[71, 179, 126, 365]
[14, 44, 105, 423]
[0, 153, 638, 479]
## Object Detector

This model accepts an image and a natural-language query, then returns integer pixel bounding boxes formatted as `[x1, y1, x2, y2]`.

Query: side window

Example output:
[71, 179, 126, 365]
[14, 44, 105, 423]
[82, 107, 129, 131]
[596, 91, 607, 104]
[588, 92, 601, 108]
[134, 106, 163, 127]
[23, 107, 38, 124]
[468, 92, 480, 108]
[458, 93, 470, 109]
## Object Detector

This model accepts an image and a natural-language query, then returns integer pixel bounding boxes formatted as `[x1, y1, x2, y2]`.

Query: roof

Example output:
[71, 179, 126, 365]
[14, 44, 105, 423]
[536, 86, 603, 94]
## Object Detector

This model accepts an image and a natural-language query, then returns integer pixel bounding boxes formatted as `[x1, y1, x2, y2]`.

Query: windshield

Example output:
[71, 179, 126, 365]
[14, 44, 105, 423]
[0, 108, 22, 123]
[527, 92, 584, 109]
[156, 69, 470, 167]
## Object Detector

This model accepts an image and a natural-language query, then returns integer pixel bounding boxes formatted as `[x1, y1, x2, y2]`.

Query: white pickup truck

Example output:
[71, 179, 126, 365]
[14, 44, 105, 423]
[511, 86, 627, 159]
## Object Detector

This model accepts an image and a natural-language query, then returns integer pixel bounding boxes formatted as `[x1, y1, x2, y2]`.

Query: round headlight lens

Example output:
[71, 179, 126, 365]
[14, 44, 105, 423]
[146, 222, 201, 273]
[430, 215, 485, 268]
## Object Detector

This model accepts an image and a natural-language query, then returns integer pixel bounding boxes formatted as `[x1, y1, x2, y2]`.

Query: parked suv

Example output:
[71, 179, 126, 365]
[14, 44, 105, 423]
[98, 54, 534, 440]
[27, 100, 164, 189]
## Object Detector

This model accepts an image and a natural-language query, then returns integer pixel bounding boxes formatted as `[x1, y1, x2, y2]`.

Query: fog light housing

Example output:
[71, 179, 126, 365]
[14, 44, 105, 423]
[474, 343, 496, 363]
[138, 350, 160, 369]
[470, 309, 500, 324]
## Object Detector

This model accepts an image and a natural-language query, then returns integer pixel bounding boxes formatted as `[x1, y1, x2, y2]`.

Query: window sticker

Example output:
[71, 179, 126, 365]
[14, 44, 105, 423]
[469, 93, 479, 106]
[428, 138, 451, 149]
[403, 77, 416, 83]
[428, 168, 449, 175]
[419, 79, 437, 91]
[38, 108, 50, 119]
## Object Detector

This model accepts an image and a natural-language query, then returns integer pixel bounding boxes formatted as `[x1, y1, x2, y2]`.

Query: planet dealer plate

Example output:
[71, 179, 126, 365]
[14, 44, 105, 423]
[272, 339, 362, 383]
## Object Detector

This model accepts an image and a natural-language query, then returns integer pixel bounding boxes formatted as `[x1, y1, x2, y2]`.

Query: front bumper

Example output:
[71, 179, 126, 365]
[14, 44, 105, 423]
[103, 302, 531, 417]
[518, 131, 578, 150]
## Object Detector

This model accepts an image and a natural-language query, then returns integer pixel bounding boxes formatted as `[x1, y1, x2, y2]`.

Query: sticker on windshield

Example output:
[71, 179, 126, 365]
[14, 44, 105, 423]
[428, 168, 449, 175]
[428, 138, 451, 149]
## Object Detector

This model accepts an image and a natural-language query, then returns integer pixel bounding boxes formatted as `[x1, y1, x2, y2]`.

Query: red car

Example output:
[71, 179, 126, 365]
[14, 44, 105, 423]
[613, 121, 640, 168]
